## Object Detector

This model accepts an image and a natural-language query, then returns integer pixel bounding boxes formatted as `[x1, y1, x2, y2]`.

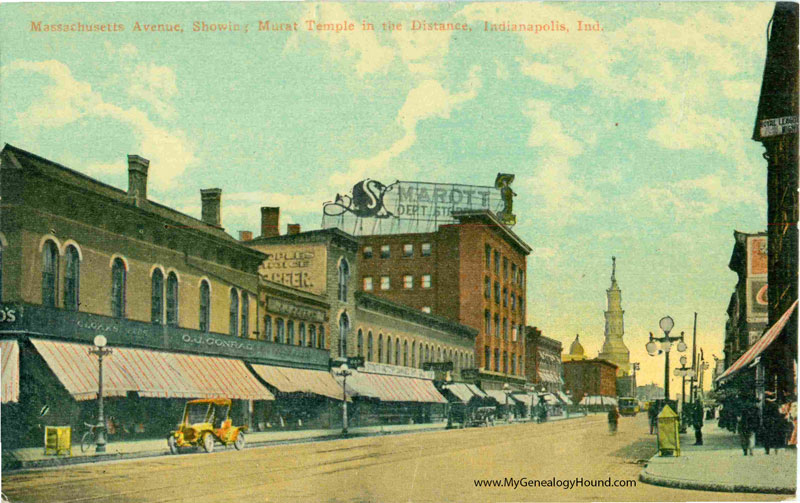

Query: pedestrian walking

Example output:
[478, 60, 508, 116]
[762, 398, 786, 455]
[738, 402, 758, 456]
[607, 406, 620, 435]
[692, 402, 704, 445]
[648, 403, 658, 434]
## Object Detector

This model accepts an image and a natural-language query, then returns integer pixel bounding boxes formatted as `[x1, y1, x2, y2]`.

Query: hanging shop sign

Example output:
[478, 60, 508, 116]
[759, 116, 798, 138]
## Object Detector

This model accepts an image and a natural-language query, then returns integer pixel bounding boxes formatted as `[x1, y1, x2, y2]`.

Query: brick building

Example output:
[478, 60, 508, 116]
[357, 210, 531, 390]
[524, 327, 563, 393]
[562, 359, 618, 404]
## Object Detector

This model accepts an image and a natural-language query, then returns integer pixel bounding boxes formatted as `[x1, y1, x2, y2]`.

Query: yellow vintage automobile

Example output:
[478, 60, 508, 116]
[168, 398, 246, 454]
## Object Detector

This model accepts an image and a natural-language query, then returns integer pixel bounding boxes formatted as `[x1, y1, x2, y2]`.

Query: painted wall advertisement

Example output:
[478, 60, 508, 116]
[258, 244, 327, 296]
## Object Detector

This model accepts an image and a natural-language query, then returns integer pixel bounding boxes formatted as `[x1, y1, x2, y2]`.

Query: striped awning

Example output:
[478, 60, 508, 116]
[250, 364, 346, 401]
[537, 369, 562, 384]
[341, 371, 446, 403]
[717, 300, 798, 383]
[1, 340, 19, 403]
[31, 338, 274, 401]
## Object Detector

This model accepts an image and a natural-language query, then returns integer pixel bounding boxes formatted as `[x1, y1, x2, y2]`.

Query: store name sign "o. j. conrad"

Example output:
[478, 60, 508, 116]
[258, 244, 328, 296]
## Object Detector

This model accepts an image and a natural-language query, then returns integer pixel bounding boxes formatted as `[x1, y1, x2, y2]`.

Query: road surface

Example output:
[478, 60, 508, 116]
[2, 414, 788, 502]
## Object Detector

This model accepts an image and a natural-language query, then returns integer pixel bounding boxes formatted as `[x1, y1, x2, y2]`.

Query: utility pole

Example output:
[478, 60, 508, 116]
[689, 312, 697, 403]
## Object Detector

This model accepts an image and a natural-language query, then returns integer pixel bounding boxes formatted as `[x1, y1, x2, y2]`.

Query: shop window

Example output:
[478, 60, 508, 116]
[380, 276, 390, 290]
[241, 292, 249, 338]
[363, 277, 373, 291]
[151, 269, 164, 324]
[403, 244, 413, 257]
[309, 324, 316, 347]
[111, 258, 126, 318]
[422, 274, 431, 289]
[319, 325, 325, 349]
[421, 243, 431, 256]
[338, 259, 350, 302]
[363, 246, 373, 259]
[357, 329, 364, 357]
[166, 273, 179, 327]
[42, 240, 59, 307]
[229, 289, 239, 337]
[64, 245, 80, 311]
[287, 320, 295, 345]
[403, 275, 413, 289]
[299, 323, 306, 346]
[276, 318, 285, 344]
[339, 313, 349, 356]
[380, 245, 390, 258]
[199, 281, 210, 331]
[367, 332, 373, 361]
[265, 315, 273, 341]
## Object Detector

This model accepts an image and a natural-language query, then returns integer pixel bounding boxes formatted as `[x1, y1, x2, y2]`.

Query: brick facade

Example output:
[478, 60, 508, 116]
[562, 359, 618, 403]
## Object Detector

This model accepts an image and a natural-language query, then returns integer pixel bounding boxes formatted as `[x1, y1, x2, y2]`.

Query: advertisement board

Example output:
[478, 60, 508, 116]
[747, 235, 768, 276]
[258, 244, 328, 296]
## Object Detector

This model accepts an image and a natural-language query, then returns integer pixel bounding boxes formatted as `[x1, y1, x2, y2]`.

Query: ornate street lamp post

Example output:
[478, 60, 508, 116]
[645, 316, 687, 401]
[503, 383, 511, 422]
[674, 355, 695, 433]
[334, 363, 356, 436]
[445, 372, 454, 429]
[88, 335, 112, 453]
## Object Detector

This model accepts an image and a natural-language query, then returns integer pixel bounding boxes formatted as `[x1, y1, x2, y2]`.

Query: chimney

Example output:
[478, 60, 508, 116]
[200, 188, 223, 228]
[261, 207, 280, 237]
[287, 224, 301, 235]
[239, 230, 253, 241]
[127, 155, 150, 206]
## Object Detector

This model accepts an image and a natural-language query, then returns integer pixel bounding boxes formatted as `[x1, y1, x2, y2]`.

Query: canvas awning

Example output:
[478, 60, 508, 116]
[483, 390, 522, 405]
[717, 300, 798, 383]
[466, 384, 488, 398]
[250, 364, 346, 401]
[537, 369, 562, 384]
[1, 340, 19, 403]
[340, 371, 446, 403]
[556, 391, 573, 405]
[509, 393, 538, 407]
[579, 395, 617, 407]
[541, 392, 560, 405]
[30, 338, 274, 401]
[443, 383, 476, 404]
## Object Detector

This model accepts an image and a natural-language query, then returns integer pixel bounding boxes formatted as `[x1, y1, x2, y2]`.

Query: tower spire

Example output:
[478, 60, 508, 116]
[611, 256, 616, 283]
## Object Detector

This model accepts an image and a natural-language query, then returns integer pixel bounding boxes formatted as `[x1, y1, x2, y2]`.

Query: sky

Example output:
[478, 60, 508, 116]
[0, 1, 776, 392]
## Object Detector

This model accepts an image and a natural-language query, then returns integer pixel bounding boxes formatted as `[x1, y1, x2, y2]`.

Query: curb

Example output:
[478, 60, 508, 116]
[639, 466, 797, 495]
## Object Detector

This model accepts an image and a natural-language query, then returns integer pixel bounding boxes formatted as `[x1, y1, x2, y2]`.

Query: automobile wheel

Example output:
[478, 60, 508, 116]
[168, 436, 178, 455]
[81, 432, 93, 453]
[202, 432, 215, 453]
[234, 432, 245, 451]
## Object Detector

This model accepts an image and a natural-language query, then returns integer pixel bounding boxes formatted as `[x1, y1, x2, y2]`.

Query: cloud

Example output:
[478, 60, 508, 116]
[3, 59, 195, 188]
[334, 66, 482, 186]
[127, 63, 178, 119]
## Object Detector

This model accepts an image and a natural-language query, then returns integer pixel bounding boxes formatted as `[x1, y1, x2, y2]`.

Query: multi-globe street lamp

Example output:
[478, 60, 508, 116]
[645, 316, 687, 401]
[673, 355, 695, 433]
[334, 363, 356, 436]
[88, 335, 112, 453]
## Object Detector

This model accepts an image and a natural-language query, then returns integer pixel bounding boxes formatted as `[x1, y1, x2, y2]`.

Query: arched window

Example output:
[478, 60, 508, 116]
[403, 340, 408, 367]
[111, 258, 126, 318]
[411, 341, 416, 367]
[425, 345, 429, 363]
[338, 259, 350, 302]
[64, 245, 80, 311]
[287, 320, 295, 345]
[151, 269, 164, 324]
[319, 326, 325, 349]
[199, 281, 210, 331]
[42, 240, 59, 307]
[395, 339, 400, 366]
[309, 325, 316, 347]
[264, 315, 272, 341]
[367, 332, 373, 361]
[338, 313, 350, 356]
[166, 272, 179, 327]
[437, 347, 442, 361]
[276, 318, 285, 344]
[378, 334, 384, 363]
[299, 323, 306, 346]
[229, 289, 239, 336]
[357, 329, 363, 357]
[386, 336, 392, 364]
[241, 292, 249, 338]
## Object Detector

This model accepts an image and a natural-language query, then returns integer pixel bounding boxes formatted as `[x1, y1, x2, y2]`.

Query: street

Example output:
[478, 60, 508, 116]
[1, 415, 789, 503]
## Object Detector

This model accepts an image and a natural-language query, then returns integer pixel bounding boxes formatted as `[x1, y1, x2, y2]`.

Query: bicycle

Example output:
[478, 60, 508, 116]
[80, 422, 101, 453]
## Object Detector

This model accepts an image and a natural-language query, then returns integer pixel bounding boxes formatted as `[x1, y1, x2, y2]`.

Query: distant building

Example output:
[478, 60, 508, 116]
[636, 383, 665, 402]
[562, 334, 587, 362]
[562, 358, 618, 404]
[524, 327, 563, 393]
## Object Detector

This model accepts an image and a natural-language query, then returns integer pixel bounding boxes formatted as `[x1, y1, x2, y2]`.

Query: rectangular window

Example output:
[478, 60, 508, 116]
[485, 245, 491, 269]
[494, 314, 500, 337]
[484, 277, 491, 299]
[494, 250, 500, 275]
[512, 263, 517, 282]
[494, 282, 500, 304]
[380, 276, 390, 290]
[380, 245, 390, 258]
[503, 288, 508, 307]
[422, 274, 431, 288]
[421, 243, 431, 256]
[421, 306, 431, 314]
[511, 293, 516, 310]
[363, 246, 373, 259]
[403, 244, 413, 257]
[363, 277, 373, 291]
[503, 258, 509, 279]
[503, 318, 508, 339]
[494, 349, 500, 372]
[403, 275, 413, 289]
[484, 346, 491, 369]
[484, 310, 491, 334]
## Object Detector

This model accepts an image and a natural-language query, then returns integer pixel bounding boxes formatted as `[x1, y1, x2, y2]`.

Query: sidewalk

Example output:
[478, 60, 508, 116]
[4, 412, 581, 472]
[640, 420, 797, 494]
